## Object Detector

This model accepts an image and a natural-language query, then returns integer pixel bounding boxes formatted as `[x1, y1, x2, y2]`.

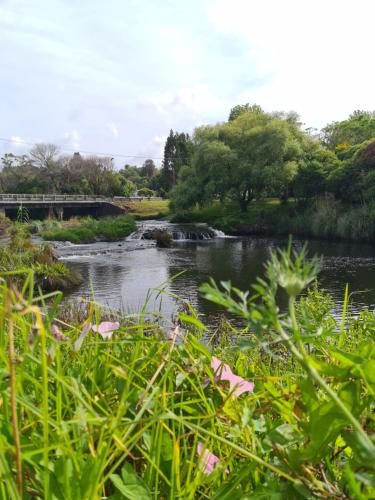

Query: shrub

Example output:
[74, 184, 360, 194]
[137, 187, 155, 197]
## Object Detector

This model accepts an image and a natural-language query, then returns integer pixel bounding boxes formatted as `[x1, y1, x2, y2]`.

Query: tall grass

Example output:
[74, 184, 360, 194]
[172, 197, 375, 242]
[0, 226, 81, 290]
[0, 247, 374, 498]
[40, 215, 137, 243]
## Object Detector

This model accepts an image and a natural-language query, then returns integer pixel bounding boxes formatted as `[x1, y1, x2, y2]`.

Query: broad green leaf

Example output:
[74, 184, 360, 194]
[110, 464, 151, 500]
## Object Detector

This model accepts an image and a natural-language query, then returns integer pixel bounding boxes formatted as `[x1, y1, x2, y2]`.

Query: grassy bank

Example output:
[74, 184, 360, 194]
[38, 214, 137, 243]
[127, 199, 170, 220]
[172, 197, 375, 242]
[0, 226, 81, 290]
[0, 247, 374, 498]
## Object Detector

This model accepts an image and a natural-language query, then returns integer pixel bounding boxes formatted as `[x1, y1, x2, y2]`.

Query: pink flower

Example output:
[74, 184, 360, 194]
[51, 324, 68, 342]
[197, 442, 221, 475]
[92, 321, 120, 339]
[211, 356, 254, 396]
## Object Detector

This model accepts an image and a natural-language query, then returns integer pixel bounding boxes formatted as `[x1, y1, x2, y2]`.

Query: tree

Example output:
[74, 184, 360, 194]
[170, 107, 307, 212]
[321, 110, 375, 150]
[294, 143, 340, 200]
[169, 165, 205, 212]
[140, 159, 157, 178]
[327, 138, 375, 203]
[228, 103, 263, 121]
[161, 130, 192, 192]
[30, 143, 61, 192]
[0, 153, 46, 193]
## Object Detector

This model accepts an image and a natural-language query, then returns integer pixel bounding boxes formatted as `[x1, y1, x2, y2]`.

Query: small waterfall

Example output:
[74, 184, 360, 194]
[210, 228, 227, 238]
[127, 223, 228, 242]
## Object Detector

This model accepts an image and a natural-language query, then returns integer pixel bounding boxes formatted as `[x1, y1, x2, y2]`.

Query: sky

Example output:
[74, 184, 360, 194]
[1, 0, 375, 166]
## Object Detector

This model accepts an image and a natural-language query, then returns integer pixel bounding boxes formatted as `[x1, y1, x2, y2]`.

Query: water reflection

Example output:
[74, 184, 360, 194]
[62, 234, 375, 323]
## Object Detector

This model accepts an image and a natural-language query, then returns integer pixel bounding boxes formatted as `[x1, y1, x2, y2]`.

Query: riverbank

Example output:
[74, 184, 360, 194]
[1, 247, 373, 498]
[171, 197, 375, 242]
[0, 226, 81, 290]
[126, 198, 170, 219]
[35, 214, 136, 243]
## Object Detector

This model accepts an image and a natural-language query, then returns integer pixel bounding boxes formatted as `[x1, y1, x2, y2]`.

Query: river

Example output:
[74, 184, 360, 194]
[57, 221, 375, 324]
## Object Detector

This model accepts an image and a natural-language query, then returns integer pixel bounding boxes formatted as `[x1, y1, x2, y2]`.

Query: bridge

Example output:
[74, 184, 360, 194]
[0, 194, 159, 220]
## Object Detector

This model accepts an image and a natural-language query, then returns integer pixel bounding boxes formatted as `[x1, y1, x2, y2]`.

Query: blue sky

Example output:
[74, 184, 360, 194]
[1, 0, 375, 166]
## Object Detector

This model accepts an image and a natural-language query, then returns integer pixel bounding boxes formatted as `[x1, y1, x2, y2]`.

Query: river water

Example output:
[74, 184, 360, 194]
[57, 221, 375, 324]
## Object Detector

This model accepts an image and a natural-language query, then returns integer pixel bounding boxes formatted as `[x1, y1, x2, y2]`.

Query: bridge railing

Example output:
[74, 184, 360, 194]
[0, 194, 163, 202]
[0, 194, 111, 202]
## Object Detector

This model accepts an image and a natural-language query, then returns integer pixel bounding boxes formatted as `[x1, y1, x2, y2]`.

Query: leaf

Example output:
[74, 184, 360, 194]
[186, 333, 211, 358]
[342, 431, 375, 468]
[178, 312, 208, 331]
[267, 423, 301, 447]
[110, 464, 151, 500]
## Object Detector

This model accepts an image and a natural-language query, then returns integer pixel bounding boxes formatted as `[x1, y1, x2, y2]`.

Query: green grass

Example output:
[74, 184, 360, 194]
[172, 197, 375, 242]
[0, 247, 374, 498]
[40, 214, 137, 243]
[171, 199, 289, 232]
[128, 199, 170, 220]
[0, 225, 81, 290]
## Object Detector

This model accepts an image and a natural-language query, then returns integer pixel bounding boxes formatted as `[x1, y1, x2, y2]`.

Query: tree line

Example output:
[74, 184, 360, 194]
[168, 107, 375, 212]
[2, 107, 375, 205]
[0, 145, 163, 197]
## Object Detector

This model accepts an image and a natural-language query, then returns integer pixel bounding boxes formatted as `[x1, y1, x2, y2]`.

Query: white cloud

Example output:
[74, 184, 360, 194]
[207, 0, 375, 127]
[4, 136, 30, 154]
[106, 122, 119, 138]
[138, 84, 221, 118]
[10, 136, 24, 145]
[153, 135, 166, 145]
[62, 130, 80, 151]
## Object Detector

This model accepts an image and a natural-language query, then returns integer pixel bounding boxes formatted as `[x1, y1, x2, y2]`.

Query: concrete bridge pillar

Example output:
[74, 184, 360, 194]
[0, 207, 5, 218]
[48, 206, 54, 219]
[56, 206, 64, 221]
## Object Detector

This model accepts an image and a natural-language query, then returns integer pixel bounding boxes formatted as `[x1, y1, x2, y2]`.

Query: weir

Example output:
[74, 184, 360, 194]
[128, 222, 226, 241]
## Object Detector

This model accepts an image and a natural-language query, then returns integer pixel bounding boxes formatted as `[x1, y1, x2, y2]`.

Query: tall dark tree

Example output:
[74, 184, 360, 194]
[140, 159, 157, 178]
[161, 130, 192, 192]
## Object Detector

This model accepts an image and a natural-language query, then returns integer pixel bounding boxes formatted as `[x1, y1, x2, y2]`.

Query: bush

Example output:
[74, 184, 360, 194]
[137, 187, 155, 197]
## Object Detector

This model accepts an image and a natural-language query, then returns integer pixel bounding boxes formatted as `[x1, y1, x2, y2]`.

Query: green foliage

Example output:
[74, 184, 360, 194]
[119, 161, 162, 196]
[170, 108, 321, 213]
[173, 197, 375, 242]
[0, 147, 159, 197]
[0, 226, 81, 290]
[41, 215, 136, 243]
[137, 187, 155, 197]
[161, 129, 193, 192]
[228, 103, 263, 121]
[322, 110, 375, 150]
[0, 248, 374, 498]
